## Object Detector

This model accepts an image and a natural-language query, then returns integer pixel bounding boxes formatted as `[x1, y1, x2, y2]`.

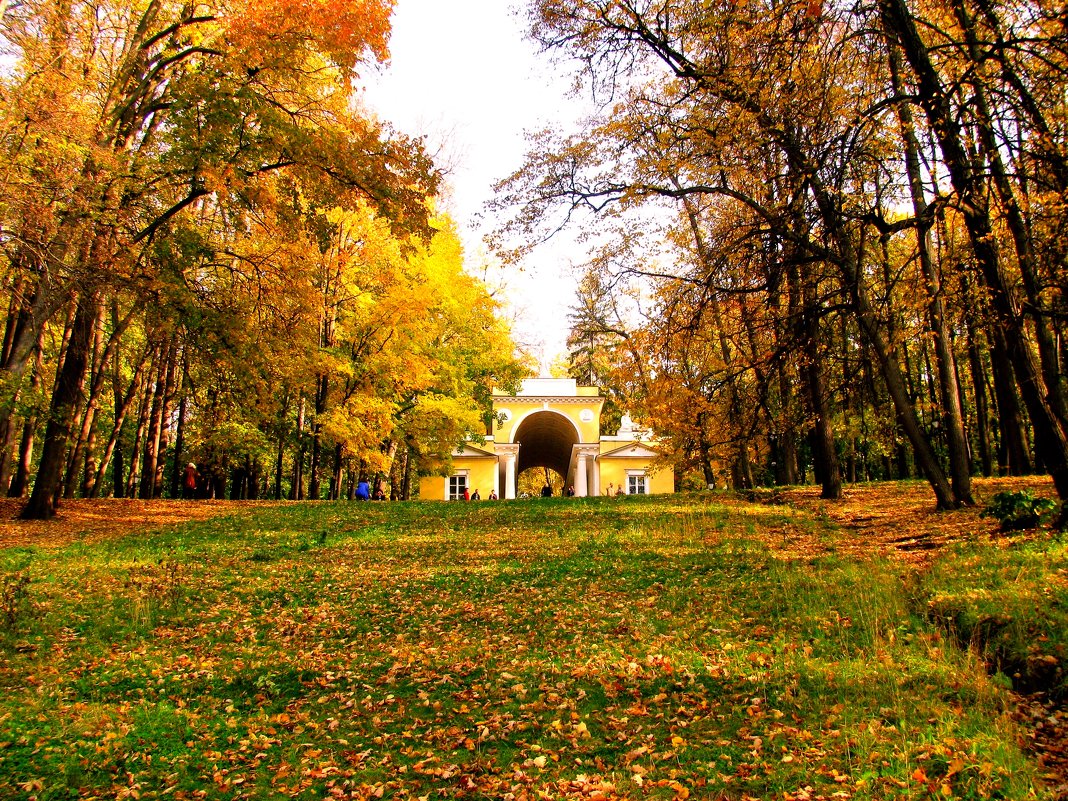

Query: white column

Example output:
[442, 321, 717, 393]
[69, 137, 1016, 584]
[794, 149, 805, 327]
[591, 452, 600, 497]
[505, 454, 516, 499]
[575, 453, 588, 497]
[499, 444, 519, 499]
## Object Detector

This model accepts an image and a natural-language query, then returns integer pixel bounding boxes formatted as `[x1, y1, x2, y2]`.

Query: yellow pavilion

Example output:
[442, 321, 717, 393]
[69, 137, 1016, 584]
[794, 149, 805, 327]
[418, 378, 674, 500]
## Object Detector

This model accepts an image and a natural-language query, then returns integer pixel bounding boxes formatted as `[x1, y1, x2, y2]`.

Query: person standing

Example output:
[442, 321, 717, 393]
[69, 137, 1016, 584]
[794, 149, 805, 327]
[182, 463, 198, 500]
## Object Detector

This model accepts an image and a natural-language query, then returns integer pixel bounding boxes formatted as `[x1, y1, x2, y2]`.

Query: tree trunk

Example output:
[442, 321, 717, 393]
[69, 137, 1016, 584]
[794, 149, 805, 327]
[169, 389, 188, 500]
[8, 326, 47, 499]
[806, 356, 841, 500]
[152, 346, 178, 498]
[309, 375, 327, 500]
[273, 391, 291, 500]
[989, 329, 1032, 476]
[0, 271, 22, 487]
[138, 354, 166, 499]
[889, 46, 974, 504]
[965, 325, 993, 477]
[951, 0, 1067, 430]
[402, 445, 413, 501]
[291, 395, 306, 500]
[695, 411, 716, 487]
[331, 443, 344, 500]
[21, 293, 96, 519]
[800, 269, 842, 500]
[63, 297, 105, 499]
[125, 362, 154, 499]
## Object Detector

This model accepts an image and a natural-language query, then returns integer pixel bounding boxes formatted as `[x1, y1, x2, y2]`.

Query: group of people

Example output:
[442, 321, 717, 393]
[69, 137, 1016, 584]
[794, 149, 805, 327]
[461, 484, 584, 500]
[541, 484, 578, 497]
[461, 488, 498, 500]
[355, 480, 387, 500]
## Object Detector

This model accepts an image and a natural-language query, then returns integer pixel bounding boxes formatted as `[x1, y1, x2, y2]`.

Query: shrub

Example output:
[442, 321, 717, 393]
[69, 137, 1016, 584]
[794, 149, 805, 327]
[980, 490, 1058, 531]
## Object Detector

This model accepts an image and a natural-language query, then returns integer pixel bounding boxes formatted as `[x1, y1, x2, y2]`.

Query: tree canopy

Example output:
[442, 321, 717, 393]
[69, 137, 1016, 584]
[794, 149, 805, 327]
[0, 0, 525, 516]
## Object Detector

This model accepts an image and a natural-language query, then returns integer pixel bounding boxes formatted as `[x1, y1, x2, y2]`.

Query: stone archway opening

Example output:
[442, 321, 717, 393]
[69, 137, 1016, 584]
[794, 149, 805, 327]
[513, 411, 579, 480]
[517, 467, 565, 497]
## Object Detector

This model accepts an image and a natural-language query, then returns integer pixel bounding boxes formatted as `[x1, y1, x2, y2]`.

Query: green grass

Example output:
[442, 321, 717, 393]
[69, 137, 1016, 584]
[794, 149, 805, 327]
[0, 493, 1059, 799]
[919, 535, 1068, 697]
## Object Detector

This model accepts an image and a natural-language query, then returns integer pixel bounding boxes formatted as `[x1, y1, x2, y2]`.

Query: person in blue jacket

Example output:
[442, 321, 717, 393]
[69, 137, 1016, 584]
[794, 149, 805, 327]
[355, 479, 370, 500]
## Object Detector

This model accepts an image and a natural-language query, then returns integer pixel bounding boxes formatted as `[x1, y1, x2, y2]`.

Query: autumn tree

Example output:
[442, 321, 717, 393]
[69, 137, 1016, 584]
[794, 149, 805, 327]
[0, 1, 524, 514]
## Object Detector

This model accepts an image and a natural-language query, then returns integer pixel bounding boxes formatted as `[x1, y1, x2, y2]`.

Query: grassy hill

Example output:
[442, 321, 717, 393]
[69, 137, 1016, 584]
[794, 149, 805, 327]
[1, 489, 1064, 799]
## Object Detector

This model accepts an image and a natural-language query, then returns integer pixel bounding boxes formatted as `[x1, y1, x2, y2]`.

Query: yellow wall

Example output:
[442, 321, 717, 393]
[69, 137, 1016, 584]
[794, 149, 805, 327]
[419, 475, 445, 500]
[598, 456, 674, 496]
[493, 399, 604, 444]
[461, 459, 498, 499]
[418, 457, 498, 500]
[647, 466, 675, 494]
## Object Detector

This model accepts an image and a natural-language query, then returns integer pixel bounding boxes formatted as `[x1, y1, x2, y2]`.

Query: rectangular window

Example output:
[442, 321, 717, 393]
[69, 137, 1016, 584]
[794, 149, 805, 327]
[448, 474, 468, 501]
[628, 474, 647, 495]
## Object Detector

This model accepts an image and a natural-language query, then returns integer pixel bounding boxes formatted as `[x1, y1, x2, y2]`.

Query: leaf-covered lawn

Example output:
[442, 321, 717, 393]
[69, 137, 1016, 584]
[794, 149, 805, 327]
[0, 490, 1061, 799]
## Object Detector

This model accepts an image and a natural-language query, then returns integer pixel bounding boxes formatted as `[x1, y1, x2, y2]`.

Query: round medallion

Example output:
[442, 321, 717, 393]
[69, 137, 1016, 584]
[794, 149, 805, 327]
[579, 409, 594, 423]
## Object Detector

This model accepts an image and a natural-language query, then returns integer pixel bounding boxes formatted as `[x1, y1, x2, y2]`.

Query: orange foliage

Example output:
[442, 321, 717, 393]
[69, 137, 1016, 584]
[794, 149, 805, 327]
[225, 0, 395, 72]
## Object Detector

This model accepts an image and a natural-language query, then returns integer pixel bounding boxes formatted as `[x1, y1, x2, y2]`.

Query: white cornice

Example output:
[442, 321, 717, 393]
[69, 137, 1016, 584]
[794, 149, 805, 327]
[493, 397, 603, 405]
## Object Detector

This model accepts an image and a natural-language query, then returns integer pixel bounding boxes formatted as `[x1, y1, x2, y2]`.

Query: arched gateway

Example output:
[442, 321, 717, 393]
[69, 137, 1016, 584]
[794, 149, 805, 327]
[418, 378, 673, 500]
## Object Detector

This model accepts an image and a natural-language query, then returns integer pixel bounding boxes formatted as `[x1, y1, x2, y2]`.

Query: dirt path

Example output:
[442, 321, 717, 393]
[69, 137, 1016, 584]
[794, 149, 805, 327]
[769, 475, 1055, 568]
[0, 497, 275, 550]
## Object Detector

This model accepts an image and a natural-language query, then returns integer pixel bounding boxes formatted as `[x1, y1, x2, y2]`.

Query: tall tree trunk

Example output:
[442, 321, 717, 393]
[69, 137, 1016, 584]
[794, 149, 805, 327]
[273, 390, 291, 500]
[695, 411, 717, 488]
[0, 278, 25, 488]
[169, 390, 188, 500]
[989, 329, 1032, 476]
[773, 367, 799, 486]
[677, 192, 755, 491]
[125, 361, 154, 499]
[21, 293, 96, 519]
[153, 346, 178, 498]
[951, 0, 1067, 429]
[965, 323, 993, 478]
[796, 151, 956, 505]
[273, 428, 286, 501]
[402, 444, 413, 501]
[799, 266, 842, 499]
[291, 395, 306, 500]
[8, 332, 48, 499]
[63, 297, 105, 498]
[139, 341, 172, 499]
[806, 351, 841, 500]
[138, 362, 164, 498]
[309, 375, 327, 500]
[889, 47, 974, 503]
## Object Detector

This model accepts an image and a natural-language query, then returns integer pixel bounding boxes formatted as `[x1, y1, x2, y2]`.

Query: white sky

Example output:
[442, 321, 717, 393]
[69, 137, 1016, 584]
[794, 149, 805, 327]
[361, 0, 590, 372]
